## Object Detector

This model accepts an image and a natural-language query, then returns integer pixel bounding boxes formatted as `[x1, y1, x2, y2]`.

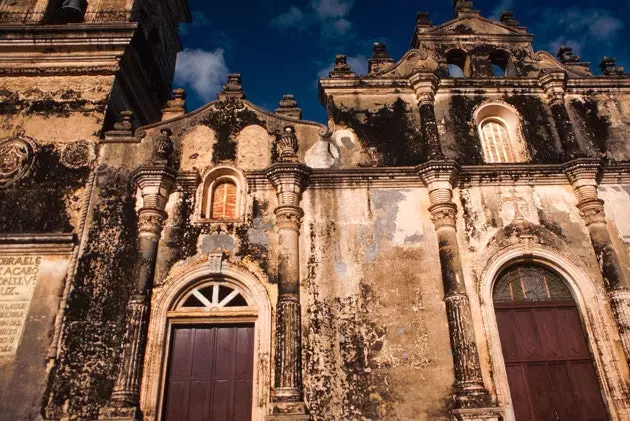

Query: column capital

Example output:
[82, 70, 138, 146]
[417, 160, 460, 192]
[409, 71, 440, 104]
[563, 158, 602, 186]
[539, 70, 568, 105]
[265, 163, 312, 207]
[429, 202, 458, 229]
[274, 205, 304, 231]
[137, 209, 167, 235]
[132, 164, 177, 211]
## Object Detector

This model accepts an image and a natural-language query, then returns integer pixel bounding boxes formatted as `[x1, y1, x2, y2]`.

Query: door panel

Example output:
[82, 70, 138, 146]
[164, 324, 254, 421]
[496, 305, 607, 421]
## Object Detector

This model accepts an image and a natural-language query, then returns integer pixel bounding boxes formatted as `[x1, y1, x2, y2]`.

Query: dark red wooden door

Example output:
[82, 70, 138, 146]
[163, 324, 254, 421]
[496, 303, 607, 421]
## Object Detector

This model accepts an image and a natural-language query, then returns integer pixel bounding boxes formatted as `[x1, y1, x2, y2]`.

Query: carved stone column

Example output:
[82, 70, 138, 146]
[410, 72, 445, 159]
[265, 162, 311, 420]
[100, 138, 176, 420]
[564, 159, 630, 362]
[540, 71, 582, 159]
[419, 161, 499, 420]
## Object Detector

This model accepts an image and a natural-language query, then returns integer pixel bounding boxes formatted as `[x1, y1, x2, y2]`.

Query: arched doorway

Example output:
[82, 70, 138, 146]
[162, 281, 255, 421]
[493, 264, 608, 420]
[139, 257, 273, 421]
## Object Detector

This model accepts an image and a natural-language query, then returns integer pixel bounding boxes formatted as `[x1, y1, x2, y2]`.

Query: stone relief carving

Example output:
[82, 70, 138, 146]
[60, 140, 94, 169]
[0, 137, 36, 188]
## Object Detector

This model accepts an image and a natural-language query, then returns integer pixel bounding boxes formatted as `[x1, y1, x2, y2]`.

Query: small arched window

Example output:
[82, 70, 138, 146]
[211, 180, 237, 219]
[474, 102, 529, 164]
[199, 166, 246, 221]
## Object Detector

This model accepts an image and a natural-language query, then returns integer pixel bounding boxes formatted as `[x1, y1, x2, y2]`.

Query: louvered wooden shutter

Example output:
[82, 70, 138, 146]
[211, 181, 237, 219]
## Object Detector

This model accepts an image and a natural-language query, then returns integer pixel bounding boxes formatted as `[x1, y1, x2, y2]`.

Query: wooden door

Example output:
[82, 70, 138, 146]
[163, 324, 254, 421]
[494, 265, 608, 421]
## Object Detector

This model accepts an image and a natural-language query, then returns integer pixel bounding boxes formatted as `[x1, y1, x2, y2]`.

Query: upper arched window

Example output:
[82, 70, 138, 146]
[474, 102, 529, 164]
[479, 118, 514, 163]
[199, 166, 246, 221]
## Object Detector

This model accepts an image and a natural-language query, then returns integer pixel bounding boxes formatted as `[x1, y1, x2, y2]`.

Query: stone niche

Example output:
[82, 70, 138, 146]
[0, 234, 74, 420]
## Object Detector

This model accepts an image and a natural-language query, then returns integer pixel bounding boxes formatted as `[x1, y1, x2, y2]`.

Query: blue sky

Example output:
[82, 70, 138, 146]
[174, 0, 630, 123]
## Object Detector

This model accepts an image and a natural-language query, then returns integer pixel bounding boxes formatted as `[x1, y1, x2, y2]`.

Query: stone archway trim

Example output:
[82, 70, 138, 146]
[478, 244, 630, 421]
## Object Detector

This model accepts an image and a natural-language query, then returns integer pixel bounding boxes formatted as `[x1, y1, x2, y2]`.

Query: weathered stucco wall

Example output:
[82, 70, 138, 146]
[300, 187, 453, 420]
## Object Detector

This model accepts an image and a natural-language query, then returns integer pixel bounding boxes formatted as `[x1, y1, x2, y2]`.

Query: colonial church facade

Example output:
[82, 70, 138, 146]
[1, 0, 630, 420]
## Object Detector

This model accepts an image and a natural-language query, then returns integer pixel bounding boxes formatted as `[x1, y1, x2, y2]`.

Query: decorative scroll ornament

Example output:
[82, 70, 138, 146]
[0, 138, 35, 188]
[60, 140, 93, 169]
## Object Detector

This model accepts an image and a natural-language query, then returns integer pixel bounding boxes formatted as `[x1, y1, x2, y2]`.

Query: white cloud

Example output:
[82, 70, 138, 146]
[540, 8, 624, 41]
[271, 0, 354, 38]
[312, 0, 353, 19]
[490, 0, 514, 20]
[271, 6, 306, 29]
[174, 49, 229, 102]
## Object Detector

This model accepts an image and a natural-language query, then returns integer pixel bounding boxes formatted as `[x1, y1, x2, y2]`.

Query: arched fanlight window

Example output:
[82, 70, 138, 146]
[493, 265, 573, 303]
[177, 281, 250, 310]
[474, 102, 529, 164]
[210, 180, 237, 219]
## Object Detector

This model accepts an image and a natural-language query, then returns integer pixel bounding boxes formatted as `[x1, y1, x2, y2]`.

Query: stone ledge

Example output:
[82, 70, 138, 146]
[0, 233, 76, 254]
[452, 407, 503, 421]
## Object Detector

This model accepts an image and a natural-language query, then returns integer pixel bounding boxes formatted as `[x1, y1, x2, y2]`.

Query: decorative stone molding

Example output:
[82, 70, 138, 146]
[265, 163, 311, 208]
[540, 71, 582, 159]
[275, 94, 302, 120]
[137, 210, 166, 236]
[161, 88, 187, 121]
[0, 137, 36, 188]
[409, 71, 439, 104]
[329, 54, 356, 78]
[60, 140, 94, 169]
[132, 166, 177, 212]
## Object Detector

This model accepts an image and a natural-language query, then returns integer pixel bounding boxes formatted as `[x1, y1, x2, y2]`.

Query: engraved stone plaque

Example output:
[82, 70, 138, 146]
[0, 255, 41, 356]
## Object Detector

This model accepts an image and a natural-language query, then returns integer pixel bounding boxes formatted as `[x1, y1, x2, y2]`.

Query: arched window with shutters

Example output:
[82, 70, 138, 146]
[473, 102, 529, 164]
[199, 166, 246, 221]
[479, 118, 514, 163]
[211, 180, 237, 219]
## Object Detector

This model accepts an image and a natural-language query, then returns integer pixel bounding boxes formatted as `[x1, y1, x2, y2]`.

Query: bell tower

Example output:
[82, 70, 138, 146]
[0, 0, 191, 131]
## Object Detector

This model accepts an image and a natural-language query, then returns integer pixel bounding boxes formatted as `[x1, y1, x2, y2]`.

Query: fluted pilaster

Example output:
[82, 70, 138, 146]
[265, 163, 311, 419]
[100, 164, 176, 420]
[410, 72, 444, 159]
[540, 71, 582, 159]
[564, 159, 630, 362]
[418, 161, 495, 414]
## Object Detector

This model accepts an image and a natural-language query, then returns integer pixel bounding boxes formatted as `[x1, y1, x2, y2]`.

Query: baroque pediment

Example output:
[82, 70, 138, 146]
[429, 15, 523, 37]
